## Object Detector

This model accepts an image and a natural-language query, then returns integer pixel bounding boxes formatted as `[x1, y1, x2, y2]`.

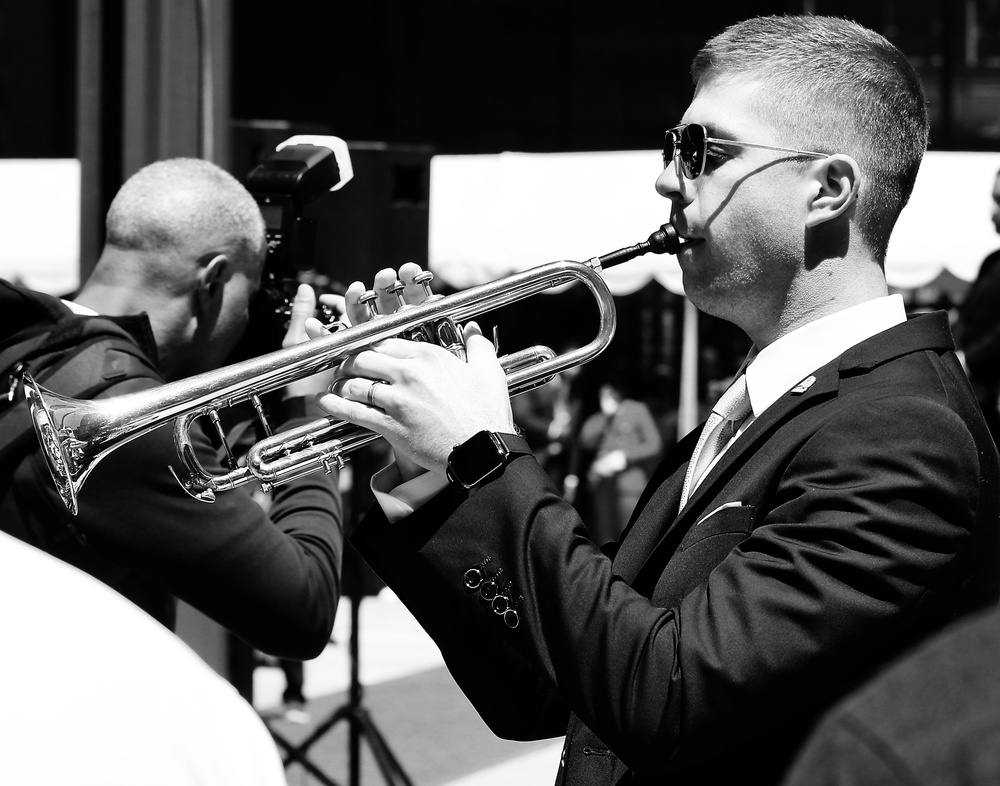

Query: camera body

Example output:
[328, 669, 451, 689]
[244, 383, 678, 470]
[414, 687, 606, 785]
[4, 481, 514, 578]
[238, 137, 353, 357]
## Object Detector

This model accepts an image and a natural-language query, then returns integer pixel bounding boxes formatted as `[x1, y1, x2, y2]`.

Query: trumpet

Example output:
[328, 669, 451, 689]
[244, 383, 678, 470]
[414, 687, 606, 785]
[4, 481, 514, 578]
[24, 224, 678, 515]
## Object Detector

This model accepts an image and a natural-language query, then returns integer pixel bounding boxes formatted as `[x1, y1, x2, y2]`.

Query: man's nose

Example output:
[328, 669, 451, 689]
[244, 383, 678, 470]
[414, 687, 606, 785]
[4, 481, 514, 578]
[655, 156, 689, 203]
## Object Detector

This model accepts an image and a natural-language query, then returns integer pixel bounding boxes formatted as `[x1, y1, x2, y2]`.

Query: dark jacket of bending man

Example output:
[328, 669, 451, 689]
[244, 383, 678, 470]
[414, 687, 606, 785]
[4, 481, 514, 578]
[0, 158, 343, 659]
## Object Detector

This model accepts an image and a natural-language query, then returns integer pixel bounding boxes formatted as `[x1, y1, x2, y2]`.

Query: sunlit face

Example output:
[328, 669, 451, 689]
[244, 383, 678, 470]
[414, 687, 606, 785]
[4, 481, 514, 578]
[655, 76, 818, 333]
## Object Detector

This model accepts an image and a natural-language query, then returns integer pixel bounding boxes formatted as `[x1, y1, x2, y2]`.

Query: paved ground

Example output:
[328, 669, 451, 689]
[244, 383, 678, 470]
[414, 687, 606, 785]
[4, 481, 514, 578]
[253, 590, 563, 786]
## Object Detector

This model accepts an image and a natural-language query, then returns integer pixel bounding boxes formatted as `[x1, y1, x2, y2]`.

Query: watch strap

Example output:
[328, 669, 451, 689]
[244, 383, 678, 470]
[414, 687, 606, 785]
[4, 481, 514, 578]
[446, 430, 533, 490]
[493, 432, 532, 456]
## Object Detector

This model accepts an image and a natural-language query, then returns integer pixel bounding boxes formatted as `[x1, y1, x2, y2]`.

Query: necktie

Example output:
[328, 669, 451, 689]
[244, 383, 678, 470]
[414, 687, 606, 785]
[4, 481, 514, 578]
[679, 375, 751, 509]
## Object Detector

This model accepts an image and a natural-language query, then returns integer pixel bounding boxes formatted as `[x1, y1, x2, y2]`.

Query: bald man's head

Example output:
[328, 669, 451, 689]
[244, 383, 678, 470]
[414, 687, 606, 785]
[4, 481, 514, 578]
[78, 158, 269, 379]
[104, 158, 266, 286]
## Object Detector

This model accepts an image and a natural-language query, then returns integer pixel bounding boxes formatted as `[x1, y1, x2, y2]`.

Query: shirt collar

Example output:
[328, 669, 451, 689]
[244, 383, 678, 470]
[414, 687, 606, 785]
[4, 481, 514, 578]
[744, 294, 906, 418]
[62, 299, 162, 370]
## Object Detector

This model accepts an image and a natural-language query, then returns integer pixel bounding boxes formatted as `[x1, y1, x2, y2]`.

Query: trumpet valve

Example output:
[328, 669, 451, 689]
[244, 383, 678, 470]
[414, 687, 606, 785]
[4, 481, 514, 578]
[413, 270, 435, 298]
[395, 275, 438, 343]
[358, 290, 379, 318]
[388, 280, 407, 309]
[432, 317, 468, 361]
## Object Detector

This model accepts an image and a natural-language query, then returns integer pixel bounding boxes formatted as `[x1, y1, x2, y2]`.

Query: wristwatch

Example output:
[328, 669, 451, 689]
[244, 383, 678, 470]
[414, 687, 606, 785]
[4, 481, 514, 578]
[446, 430, 532, 490]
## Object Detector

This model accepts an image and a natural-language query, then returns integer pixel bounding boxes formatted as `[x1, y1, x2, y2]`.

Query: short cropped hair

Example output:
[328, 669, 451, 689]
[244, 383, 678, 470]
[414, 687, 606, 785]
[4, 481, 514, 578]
[105, 158, 266, 270]
[692, 15, 929, 260]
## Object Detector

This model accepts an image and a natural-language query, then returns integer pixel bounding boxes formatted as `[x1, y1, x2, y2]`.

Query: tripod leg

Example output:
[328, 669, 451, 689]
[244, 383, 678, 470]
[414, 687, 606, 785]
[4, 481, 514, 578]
[288, 704, 352, 757]
[354, 707, 416, 786]
[267, 724, 345, 786]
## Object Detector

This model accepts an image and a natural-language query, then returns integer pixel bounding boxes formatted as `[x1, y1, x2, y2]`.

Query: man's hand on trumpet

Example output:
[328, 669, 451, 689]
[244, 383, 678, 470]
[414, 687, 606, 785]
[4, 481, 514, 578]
[305, 264, 515, 483]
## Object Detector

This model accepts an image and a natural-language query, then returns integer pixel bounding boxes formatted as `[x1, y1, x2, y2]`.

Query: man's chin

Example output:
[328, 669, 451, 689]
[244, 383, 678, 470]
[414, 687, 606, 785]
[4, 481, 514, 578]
[679, 276, 733, 321]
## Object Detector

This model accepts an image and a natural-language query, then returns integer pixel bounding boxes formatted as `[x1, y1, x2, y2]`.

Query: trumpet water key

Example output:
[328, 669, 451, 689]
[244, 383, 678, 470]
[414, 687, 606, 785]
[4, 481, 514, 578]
[25, 224, 678, 515]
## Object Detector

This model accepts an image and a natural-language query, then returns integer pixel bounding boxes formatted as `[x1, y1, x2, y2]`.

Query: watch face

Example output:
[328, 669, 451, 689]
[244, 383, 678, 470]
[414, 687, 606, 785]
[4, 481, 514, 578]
[448, 430, 507, 489]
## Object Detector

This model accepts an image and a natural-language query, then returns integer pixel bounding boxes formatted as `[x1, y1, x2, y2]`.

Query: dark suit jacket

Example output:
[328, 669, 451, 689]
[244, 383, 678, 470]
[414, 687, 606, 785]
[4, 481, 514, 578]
[352, 311, 1000, 785]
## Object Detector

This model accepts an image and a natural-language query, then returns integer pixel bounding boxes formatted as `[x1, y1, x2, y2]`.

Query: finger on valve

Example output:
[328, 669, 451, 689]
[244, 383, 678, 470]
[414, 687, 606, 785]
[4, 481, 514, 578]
[398, 262, 435, 305]
[372, 268, 405, 316]
[345, 280, 375, 327]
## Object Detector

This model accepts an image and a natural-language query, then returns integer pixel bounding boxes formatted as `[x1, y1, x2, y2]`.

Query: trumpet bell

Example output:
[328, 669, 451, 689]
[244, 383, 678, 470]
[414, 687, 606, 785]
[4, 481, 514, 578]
[23, 374, 90, 516]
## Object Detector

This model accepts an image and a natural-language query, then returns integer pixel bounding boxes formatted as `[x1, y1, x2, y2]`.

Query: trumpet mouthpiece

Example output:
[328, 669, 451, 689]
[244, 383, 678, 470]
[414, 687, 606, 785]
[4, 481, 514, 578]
[648, 223, 680, 255]
[594, 223, 680, 269]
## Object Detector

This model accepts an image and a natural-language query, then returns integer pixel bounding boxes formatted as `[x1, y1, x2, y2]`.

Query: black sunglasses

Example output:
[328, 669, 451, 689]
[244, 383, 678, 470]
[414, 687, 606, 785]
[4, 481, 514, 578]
[663, 123, 830, 179]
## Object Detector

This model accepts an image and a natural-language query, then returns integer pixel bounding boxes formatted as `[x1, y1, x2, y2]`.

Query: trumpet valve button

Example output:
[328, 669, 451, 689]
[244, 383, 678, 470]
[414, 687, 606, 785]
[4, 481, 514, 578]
[388, 280, 406, 308]
[358, 290, 379, 318]
[412, 270, 435, 297]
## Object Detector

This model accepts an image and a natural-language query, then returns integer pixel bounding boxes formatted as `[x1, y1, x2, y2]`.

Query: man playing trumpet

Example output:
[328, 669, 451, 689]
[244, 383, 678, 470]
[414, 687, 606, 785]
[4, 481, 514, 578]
[312, 15, 999, 785]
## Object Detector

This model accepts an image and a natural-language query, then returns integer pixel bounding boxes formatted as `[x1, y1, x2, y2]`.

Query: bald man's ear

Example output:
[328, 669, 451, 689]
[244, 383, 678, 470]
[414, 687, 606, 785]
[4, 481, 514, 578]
[805, 154, 861, 228]
[195, 254, 230, 315]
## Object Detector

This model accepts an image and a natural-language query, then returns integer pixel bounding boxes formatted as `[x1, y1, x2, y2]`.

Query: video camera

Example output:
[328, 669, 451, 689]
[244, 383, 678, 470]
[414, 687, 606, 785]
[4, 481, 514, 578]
[238, 135, 354, 356]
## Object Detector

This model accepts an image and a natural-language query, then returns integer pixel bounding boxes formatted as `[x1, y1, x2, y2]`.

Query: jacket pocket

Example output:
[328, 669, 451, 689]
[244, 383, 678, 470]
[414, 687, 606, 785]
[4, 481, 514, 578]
[651, 505, 757, 607]
[679, 504, 755, 552]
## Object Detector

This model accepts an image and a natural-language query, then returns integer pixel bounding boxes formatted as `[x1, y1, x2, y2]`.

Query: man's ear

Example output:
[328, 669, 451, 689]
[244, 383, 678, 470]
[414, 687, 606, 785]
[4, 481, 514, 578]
[805, 154, 861, 228]
[195, 254, 230, 314]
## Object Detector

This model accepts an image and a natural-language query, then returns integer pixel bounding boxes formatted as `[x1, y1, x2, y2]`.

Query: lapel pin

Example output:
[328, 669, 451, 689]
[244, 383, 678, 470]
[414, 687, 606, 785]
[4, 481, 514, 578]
[790, 375, 816, 395]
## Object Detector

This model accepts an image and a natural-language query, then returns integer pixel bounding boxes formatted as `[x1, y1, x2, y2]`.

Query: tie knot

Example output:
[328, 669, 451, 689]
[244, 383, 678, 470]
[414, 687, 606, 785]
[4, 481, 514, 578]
[713, 375, 751, 424]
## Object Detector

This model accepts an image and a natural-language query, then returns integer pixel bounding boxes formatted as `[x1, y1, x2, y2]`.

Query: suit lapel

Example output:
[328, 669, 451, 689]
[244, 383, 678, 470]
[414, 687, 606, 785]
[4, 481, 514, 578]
[611, 310, 954, 593]
[617, 368, 839, 590]
[683, 370, 837, 508]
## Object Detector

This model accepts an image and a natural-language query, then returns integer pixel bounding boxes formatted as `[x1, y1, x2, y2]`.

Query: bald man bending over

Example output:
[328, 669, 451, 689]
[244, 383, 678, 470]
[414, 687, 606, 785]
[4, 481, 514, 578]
[0, 158, 343, 663]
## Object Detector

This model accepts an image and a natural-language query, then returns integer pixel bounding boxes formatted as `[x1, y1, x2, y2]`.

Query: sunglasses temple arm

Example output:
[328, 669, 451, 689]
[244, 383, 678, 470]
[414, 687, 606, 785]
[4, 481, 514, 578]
[709, 137, 829, 158]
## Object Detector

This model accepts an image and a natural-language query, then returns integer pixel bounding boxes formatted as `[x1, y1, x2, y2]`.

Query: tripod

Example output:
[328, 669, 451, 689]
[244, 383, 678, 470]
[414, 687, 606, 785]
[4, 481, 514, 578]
[269, 572, 414, 786]
[267, 443, 414, 786]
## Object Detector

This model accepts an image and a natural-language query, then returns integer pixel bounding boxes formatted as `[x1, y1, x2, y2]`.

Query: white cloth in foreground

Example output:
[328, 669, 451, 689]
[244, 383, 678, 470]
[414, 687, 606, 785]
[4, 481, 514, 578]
[0, 531, 286, 786]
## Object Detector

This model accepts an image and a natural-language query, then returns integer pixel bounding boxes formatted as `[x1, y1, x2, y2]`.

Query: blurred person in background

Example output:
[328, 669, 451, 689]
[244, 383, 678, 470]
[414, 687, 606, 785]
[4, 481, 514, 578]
[578, 380, 662, 544]
[954, 167, 1000, 445]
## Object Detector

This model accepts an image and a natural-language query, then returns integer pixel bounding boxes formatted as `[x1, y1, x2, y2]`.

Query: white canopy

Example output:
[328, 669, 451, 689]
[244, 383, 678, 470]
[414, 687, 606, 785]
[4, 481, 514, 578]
[429, 149, 1000, 294]
[0, 159, 81, 295]
[2, 151, 996, 299]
